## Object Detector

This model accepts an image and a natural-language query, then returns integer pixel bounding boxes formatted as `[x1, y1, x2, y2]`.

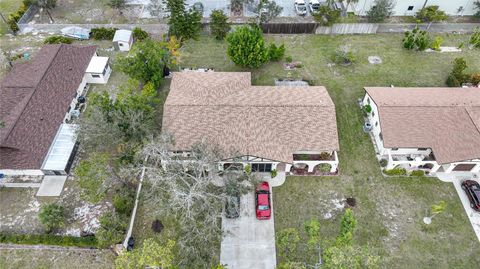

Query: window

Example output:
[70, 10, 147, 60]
[379, 132, 383, 141]
[91, 74, 101, 78]
[392, 148, 398, 151]
[407, 6, 414, 11]
[375, 121, 378, 127]
[251, 163, 272, 172]
[119, 43, 124, 46]
[372, 111, 375, 117]
[418, 148, 428, 151]
[367, 98, 371, 104]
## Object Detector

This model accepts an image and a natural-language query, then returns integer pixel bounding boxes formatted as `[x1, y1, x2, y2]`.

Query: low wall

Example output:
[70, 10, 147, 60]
[18, 23, 169, 35]
[316, 23, 378, 34]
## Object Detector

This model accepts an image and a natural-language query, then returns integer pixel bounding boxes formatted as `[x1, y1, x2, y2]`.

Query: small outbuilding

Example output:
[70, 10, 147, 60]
[113, 29, 133, 51]
[85, 56, 112, 84]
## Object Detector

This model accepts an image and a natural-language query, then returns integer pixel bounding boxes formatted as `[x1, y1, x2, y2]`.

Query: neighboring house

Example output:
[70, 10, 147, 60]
[113, 29, 133, 52]
[363, 87, 480, 175]
[351, 0, 476, 16]
[162, 71, 340, 179]
[0, 44, 110, 176]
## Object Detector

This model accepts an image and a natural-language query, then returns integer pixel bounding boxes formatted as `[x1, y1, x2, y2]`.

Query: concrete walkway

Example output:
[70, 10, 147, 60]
[36, 176, 67, 197]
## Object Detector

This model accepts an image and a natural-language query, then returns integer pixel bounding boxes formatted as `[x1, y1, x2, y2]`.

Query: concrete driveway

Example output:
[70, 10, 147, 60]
[452, 177, 480, 242]
[220, 191, 276, 269]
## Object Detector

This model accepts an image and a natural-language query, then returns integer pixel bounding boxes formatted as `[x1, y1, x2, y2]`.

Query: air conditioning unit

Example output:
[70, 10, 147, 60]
[70, 109, 80, 119]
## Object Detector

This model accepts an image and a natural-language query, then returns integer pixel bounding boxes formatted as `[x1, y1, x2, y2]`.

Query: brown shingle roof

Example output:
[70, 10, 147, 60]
[0, 44, 97, 170]
[365, 87, 480, 164]
[163, 72, 340, 163]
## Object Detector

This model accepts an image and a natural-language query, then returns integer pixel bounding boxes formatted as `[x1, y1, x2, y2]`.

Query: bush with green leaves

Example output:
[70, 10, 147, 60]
[226, 25, 269, 68]
[470, 28, 480, 49]
[312, 5, 341, 26]
[379, 159, 388, 167]
[285, 55, 293, 63]
[96, 212, 128, 248]
[6, 3, 28, 33]
[270, 169, 277, 178]
[244, 164, 252, 174]
[336, 208, 357, 245]
[75, 153, 111, 203]
[430, 36, 443, 51]
[363, 104, 372, 113]
[416, 6, 448, 23]
[331, 46, 356, 65]
[410, 170, 425, 177]
[383, 167, 407, 176]
[117, 39, 169, 88]
[276, 228, 300, 261]
[113, 188, 135, 216]
[315, 163, 331, 173]
[446, 57, 468, 87]
[403, 26, 431, 51]
[366, 0, 394, 22]
[268, 43, 285, 61]
[303, 219, 320, 248]
[39, 203, 65, 233]
[210, 9, 230, 40]
[91, 27, 118, 40]
[167, 0, 202, 40]
[0, 233, 97, 247]
[44, 35, 73, 44]
[132, 27, 149, 41]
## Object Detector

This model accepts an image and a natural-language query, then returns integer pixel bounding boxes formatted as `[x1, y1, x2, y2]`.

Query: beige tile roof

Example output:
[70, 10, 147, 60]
[365, 87, 480, 164]
[162, 72, 340, 163]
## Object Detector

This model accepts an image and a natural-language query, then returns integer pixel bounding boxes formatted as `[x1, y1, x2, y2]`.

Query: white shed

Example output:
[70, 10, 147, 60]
[113, 29, 134, 51]
[85, 56, 112, 84]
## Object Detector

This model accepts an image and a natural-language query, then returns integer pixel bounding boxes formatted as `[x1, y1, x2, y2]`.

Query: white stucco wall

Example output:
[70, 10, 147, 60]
[351, 0, 476, 16]
[0, 169, 44, 176]
[85, 64, 111, 84]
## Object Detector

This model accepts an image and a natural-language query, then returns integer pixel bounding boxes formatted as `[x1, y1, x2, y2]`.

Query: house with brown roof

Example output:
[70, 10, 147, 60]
[162, 71, 340, 178]
[362, 87, 480, 175]
[0, 44, 111, 176]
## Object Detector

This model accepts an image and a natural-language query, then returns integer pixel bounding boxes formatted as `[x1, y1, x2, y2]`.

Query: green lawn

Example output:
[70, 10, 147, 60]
[179, 33, 480, 268]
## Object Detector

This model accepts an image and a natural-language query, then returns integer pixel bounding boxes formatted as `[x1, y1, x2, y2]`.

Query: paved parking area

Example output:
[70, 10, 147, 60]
[452, 178, 480, 242]
[220, 191, 276, 269]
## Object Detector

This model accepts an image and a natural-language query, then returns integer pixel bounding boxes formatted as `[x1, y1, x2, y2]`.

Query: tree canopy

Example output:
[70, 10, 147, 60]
[167, 0, 202, 40]
[226, 25, 269, 68]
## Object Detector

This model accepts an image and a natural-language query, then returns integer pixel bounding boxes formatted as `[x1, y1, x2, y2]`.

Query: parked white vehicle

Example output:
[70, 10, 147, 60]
[309, 0, 326, 13]
[294, 0, 307, 16]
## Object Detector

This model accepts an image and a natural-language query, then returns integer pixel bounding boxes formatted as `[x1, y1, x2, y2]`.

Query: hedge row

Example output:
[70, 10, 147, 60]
[7, 4, 28, 33]
[91, 27, 118, 40]
[0, 233, 98, 248]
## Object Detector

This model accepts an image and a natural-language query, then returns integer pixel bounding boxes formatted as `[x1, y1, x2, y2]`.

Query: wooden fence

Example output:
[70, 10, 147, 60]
[261, 23, 318, 34]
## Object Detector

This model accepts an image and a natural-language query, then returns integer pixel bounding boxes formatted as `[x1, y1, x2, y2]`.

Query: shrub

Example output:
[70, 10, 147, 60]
[410, 170, 425, 177]
[244, 164, 251, 174]
[0, 233, 97, 248]
[446, 57, 468, 87]
[470, 73, 480, 85]
[470, 28, 480, 49]
[39, 203, 65, 233]
[132, 27, 149, 41]
[276, 228, 300, 261]
[210, 9, 230, 40]
[44, 35, 73, 44]
[337, 208, 356, 245]
[151, 219, 164, 233]
[363, 104, 372, 113]
[316, 163, 331, 173]
[268, 43, 285, 61]
[303, 219, 320, 248]
[75, 153, 110, 203]
[367, 0, 394, 23]
[91, 27, 118, 40]
[6, 3, 28, 33]
[226, 25, 269, 68]
[331, 46, 356, 65]
[285, 55, 293, 63]
[113, 188, 135, 216]
[430, 36, 443, 51]
[270, 169, 277, 178]
[383, 167, 407, 176]
[416, 6, 448, 23]
[167, 0, 202, 40]
[379, 159, 388, 167]
[319, 152, 331, 160]
[313, 5, 341, 26]
[403, 26, 431, 51]
[96, 212, 128, 248]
